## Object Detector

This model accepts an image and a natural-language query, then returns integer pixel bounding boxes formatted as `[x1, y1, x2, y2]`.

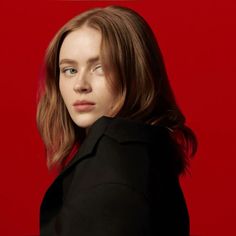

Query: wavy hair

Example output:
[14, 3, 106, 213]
[37, 5, 197, 173]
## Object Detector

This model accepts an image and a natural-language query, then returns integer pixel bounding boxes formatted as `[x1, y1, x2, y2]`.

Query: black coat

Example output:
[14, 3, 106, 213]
[40, 116, 189, 236]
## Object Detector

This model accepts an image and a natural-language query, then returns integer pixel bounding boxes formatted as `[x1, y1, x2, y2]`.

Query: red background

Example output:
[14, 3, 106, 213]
[0, 0, 235, 235]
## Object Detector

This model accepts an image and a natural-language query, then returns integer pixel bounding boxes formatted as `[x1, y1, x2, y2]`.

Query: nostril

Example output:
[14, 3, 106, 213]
[73, 84, 91, 93]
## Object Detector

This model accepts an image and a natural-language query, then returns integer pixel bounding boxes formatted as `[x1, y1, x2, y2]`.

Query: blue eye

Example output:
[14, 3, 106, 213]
[61, 67, 78, 76]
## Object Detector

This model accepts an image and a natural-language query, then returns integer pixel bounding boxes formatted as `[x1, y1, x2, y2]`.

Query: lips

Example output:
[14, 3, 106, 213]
[73, 100, 95, 106]
[73, 100, 95, 112]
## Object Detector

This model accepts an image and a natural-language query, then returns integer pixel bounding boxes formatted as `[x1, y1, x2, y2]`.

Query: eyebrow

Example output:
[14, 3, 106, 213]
[59, 56, 100, 66]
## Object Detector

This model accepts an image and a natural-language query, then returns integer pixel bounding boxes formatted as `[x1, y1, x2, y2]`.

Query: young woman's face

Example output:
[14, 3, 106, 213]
[59, 26, 119, 130]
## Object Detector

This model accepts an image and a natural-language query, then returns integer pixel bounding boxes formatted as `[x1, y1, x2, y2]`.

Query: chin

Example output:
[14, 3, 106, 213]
[71, 113, 103, 129]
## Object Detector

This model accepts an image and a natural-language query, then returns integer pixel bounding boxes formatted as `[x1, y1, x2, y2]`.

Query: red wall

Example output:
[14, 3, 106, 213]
[0, 0, 235, 235]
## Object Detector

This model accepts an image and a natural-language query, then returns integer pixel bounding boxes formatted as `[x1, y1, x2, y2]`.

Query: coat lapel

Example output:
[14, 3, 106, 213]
[59, 116, 113, 176]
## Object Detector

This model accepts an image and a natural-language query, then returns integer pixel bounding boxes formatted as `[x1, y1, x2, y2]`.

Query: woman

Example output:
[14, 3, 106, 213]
[37, 5, 197, 236]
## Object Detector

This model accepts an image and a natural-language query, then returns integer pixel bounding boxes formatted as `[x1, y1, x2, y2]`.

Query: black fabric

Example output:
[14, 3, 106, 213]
[40, 116, 189, 236]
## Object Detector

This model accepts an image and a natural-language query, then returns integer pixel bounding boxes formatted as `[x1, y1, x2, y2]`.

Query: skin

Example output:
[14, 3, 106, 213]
[59, 26, 120, 133]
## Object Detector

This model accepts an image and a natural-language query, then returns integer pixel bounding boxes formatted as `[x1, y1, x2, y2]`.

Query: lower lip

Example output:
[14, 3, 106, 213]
[73, 104, 95, 112]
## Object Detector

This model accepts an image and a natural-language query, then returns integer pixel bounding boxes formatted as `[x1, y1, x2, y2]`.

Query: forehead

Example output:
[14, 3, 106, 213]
[59, 26, 102, 62]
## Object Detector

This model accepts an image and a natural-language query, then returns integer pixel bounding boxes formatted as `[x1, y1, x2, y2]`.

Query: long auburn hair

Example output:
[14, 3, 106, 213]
[36, 5, 197, 173]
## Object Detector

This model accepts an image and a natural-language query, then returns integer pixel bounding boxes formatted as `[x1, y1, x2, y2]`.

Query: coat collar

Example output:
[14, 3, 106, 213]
[60, 116, 113, 176]
[59, 115, 166, 176]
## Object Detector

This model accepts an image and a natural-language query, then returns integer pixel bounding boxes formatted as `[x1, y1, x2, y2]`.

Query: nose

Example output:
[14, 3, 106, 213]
[73, 71, 92, 94]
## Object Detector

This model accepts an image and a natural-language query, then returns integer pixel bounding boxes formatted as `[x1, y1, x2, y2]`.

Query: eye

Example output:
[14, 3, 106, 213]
[92, 64, 104, 75]
[61, 67, 78, 77]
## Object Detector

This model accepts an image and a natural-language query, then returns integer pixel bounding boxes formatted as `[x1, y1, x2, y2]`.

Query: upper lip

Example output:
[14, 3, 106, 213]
[73, 100, 95, 106]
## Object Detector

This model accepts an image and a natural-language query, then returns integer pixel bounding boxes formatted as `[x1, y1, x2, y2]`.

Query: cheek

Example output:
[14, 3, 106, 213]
[95, 81, 116, 105]
[102, 89, 120, 113]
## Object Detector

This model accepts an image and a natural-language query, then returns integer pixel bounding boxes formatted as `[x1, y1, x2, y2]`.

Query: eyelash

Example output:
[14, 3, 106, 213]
[92, 65, 102, 72]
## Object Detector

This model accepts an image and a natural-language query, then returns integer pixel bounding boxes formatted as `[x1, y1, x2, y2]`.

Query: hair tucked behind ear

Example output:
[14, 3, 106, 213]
[36, 5, 197, 173]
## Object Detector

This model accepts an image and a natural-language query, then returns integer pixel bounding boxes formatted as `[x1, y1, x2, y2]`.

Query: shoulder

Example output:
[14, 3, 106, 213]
[95, 116, 180, 177]
[96, 116, 170, 145]
[86, 126, 151, 195]
[88, 116, 174, 173]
